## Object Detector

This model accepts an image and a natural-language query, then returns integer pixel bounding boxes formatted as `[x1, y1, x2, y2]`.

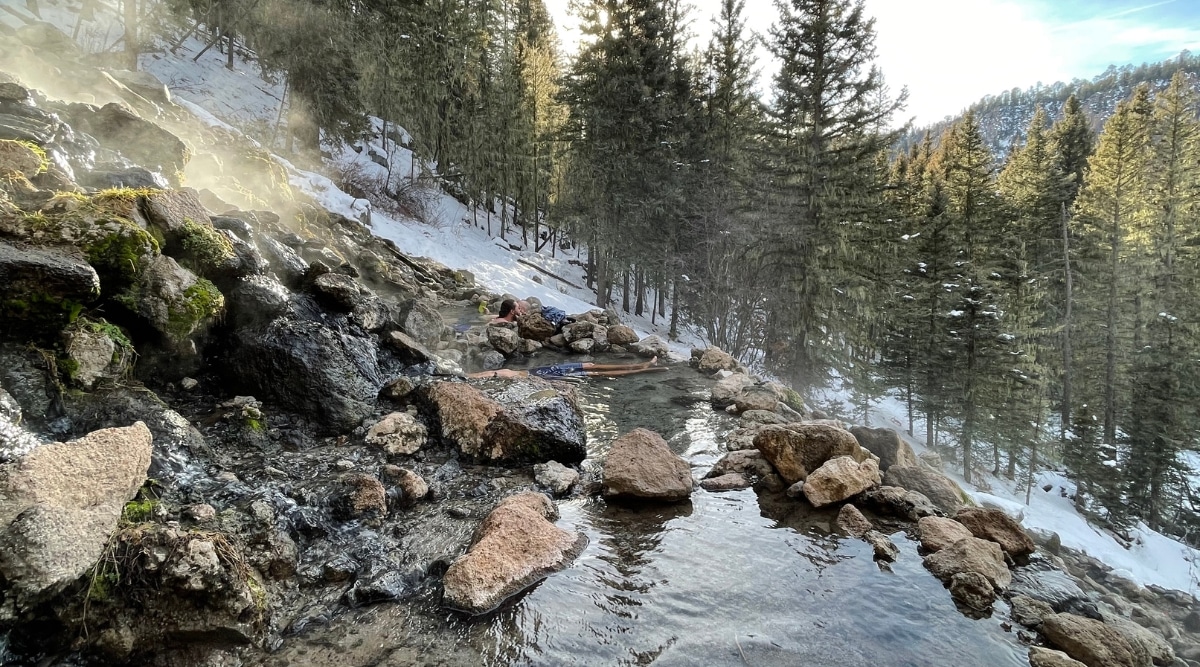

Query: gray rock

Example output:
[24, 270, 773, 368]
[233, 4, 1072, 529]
[923, 536, 1012, 591]
[849, 426, 919, 472]
[365, 411, 427, 456]
[836, 504, 872, 537]
[697, 347, 738, 373]
[949, 571, 995, 612]
[1011, 594, 1056, 627]
[917, 516, 974, 552]
[711, 373, 755, 408]
[701, 473, 752, 491]
[0, 240, 100, 313]
[403, 299, 446, 349]
[630, 334, 669, 359]
[487, 325, 521, 356]
[802, 456, 881, 508]
[859, 485, 941, 521]
[63, 325, 118, 389]
[1041, 612, 1146, 667]
[864, 529, 899, 562]
[381, 465, 429, 506]
[733, 388, 779, 414]
[533, 461, 580, 496]
[569, 337, 596, 354]
[705, 449, 775, 481]
[1028, 647, 1088, 667]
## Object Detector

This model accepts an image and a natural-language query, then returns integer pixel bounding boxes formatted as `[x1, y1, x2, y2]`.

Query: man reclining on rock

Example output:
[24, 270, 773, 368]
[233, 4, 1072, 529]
[489, 298, 570, 330]
[468, 357, 665, 380]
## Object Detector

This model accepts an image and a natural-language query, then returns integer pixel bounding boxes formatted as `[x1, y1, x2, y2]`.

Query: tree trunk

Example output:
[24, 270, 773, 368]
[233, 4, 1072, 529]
[1060, 203, 1073, 441]
[634, 270, 645, 317]
[621, 271, 630, 313]
[123, 0, 138, 71]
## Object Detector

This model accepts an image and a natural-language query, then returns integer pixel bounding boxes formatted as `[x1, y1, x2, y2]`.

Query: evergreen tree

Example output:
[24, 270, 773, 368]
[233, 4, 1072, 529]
[761, 0, 904, 387]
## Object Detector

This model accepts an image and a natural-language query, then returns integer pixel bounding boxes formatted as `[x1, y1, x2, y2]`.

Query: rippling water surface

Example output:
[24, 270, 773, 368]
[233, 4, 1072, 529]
[279, 333, 1028, 666]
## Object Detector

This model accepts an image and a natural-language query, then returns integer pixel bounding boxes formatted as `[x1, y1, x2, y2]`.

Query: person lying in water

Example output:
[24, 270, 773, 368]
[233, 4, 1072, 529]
[467, 357, 666, 379]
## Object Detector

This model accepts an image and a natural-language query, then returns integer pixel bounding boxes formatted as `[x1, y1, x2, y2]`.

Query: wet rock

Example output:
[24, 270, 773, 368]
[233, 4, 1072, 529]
[883, 465, 966, 515]
[606, 325, 638, 345]
[381, 465, 429, 506]
[141, 188, 212, 246]
[1028, 647, 1088, 667]
[402, 299, 445, 349]
[697, 347, 738, 373]
[1011, 594, 1056, 627]
[185, 504, 216, 523]
[344, 567, 420, 607]
[533, 461, 579, 496]
[954, 507, 1035, 559]
[333, 473, 387, 521]
[78, 167, 166, 190]
[365, 411, 427, 456]
[487, 325, 520, 356]
[1010, 558, 1091, 613]
[849, 426, 919, 472]
[917, 516, 974, 553]
[949, 571, 995, 613]
[923, 537, 1011, 591]
[740, 410, 790, 425]
[802, 456, 880, 508]
[229, 319, 381, 434]
[442, 492, 587, 614]
[0, 422, 151, 613]
[1097, 609, 1175, 666]
[701, 473, 752, 492]
[864, 530, 899, 562]
[0, 241, 100, 322]
[516, 312, 556, 341]
[733, 388, 779, 414]
[70, 102, 189, 178]
[311, 272, 368, 311]
[426, 381, 502, 453]
[711, 373, 755, 408]
[568, 337, 595, 354]
[128, 254, 224, 357]
[754, 424, 866, 485]
[859, 485, 940, 521]
[165, 539, 224, 592]
[0, 388, 20, 424]
[630, 334, 669, 359]
[1041, 613, 1144, 667]
[836, 504, 872, 537]
[602, 428, 693, 502]
[0, 345, 53, 425]
[706, 449, 775, 482]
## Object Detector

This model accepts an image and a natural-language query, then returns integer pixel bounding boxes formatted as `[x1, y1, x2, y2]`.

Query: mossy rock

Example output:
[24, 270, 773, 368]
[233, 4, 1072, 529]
[178, 218, 235, 276]
[168, 278, 224, 339]
[0, 139, 47, 178]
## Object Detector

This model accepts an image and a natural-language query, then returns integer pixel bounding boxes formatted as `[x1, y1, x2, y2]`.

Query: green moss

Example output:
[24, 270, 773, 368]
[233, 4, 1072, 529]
[93, 187, 161, 204]
[1, 293, 87, 331]
[121, 499, 158, 524]
[179, 218, 235, 274]
[245, 417, 266, 432]
[82, 219, 159, 282]
[87, 561, 119, 602]
[58, 357, 80, 380]
[167, 278, 225, 338]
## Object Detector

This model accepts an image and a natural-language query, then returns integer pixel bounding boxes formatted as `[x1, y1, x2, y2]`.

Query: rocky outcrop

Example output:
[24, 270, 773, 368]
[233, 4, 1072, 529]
[442, 493, 587, 614]
[801, 456, 880, 508]
[883, 465, 966, 515]
[754, 424, 865, 485]
[917, 516, 974, 553]
[602, 428, 693, 502]
[0, 422, 152, 614]
[0, 241, 100, 329]
[849, 426, 918, 472]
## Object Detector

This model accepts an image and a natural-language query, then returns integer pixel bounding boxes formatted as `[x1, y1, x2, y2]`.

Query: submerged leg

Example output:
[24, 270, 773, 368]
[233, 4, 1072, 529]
[585, 366, 668, 378]
[583, 356, 659, 372]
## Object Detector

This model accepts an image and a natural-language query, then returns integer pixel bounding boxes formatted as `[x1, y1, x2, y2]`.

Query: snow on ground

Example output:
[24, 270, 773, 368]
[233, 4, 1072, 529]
[824, 385, 1200, 598]
[14, 0, 1198, 599]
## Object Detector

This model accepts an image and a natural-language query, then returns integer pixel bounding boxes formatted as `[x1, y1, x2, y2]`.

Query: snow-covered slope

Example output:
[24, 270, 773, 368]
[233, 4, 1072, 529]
[6, 0, 1197, 600]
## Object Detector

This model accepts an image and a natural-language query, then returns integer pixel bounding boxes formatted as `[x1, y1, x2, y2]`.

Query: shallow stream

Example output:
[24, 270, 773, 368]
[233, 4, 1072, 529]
[273, 338, 1030, 667]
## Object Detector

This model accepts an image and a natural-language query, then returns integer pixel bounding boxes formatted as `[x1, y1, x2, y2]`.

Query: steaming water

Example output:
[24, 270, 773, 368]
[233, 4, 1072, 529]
[276, 320, 1029, 666]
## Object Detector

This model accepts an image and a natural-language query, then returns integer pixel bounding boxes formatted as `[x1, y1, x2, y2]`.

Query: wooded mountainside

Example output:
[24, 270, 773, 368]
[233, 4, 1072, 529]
[130, 0, 1200, 544]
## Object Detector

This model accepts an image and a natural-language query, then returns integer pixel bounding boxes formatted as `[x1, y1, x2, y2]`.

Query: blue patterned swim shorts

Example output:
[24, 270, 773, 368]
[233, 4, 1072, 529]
[528, 362, 586, 378]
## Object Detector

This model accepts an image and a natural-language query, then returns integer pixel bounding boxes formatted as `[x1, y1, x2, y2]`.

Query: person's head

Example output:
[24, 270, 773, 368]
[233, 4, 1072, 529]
[498, 299, 517, 319]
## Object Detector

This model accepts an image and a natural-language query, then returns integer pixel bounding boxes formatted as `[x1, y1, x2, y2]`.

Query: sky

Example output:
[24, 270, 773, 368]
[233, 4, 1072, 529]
[546, 0, 1200, 126]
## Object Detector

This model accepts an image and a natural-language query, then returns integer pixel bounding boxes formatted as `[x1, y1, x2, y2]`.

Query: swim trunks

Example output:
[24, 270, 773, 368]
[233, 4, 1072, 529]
[528, 362, 586, 378]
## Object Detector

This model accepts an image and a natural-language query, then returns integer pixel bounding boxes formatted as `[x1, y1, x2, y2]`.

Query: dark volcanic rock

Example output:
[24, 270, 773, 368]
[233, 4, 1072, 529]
[229, 319, 382, 433]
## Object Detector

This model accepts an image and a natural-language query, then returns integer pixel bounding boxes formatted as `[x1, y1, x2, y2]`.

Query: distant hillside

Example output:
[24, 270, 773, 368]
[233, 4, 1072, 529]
[903, 51, 1200, 157]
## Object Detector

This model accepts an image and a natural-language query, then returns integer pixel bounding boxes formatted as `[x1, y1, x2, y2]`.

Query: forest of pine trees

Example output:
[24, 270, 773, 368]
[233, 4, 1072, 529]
[146, 0, 1200, 541]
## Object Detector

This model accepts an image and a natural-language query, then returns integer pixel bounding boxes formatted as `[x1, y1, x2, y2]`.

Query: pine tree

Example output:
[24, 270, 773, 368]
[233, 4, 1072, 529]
[761, 0, 905, 387]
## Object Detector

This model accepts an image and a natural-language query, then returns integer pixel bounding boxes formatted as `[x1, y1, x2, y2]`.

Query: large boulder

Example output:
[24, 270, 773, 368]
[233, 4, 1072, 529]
[487, 326, 520, 356]
[711, 373, 755, 408]
[602, 428, 693, 502]
[127, 254, 224, 349]
[949, 571, 996, 613]
[423, 379, 587, 465]
[70, 102, 189, 178]
[401, 299, 445, 349]
[705, 449, 775, 482]
[229, 319, 382, 433]
[697, 347, 737, 373]
[1096, 609, 1175, 666]
[606, 325, 638, 346]
[801, 456, 881, 508]
[1041, 613, 1145, 667]
[954, 507, 1035, 559]
[0, 422, 152, 613]
[917, 516, 974, 553]
[883, 465, 966, 515]
[860, 485, 941, 521]
[629, 334, 669, 359]
[516, 312, 556, 342]
[733, 388, 779, 414]
[754, 424, 866, 485]
[849, 426, 918, 471]
[923, 536, 1012, 591]
[442, 493, 587, 614]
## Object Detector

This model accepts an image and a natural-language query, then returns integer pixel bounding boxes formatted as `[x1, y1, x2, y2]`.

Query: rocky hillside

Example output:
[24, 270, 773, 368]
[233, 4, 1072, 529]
[903, 52, 1200, 156]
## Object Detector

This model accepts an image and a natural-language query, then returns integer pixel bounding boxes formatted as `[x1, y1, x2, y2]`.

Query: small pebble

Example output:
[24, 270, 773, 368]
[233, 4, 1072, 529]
[181, 377, 199, 391]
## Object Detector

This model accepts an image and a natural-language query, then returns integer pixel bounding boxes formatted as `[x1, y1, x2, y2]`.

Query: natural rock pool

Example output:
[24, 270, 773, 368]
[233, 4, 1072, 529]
[268, 359, 1029, 666]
